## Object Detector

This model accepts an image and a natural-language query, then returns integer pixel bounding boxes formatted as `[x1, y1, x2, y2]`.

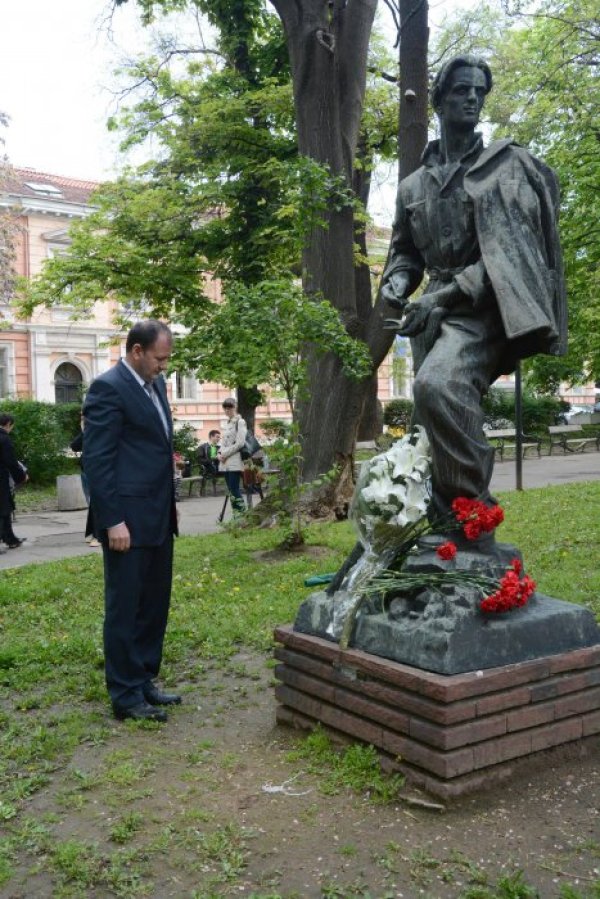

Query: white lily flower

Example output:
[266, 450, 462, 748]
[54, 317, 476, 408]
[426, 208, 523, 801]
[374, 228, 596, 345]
[351, 427, 432, 543]
[361, 480, 393, 507]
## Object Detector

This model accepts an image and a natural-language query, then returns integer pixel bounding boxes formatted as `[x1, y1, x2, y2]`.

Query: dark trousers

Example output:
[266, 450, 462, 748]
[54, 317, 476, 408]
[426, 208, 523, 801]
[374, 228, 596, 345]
[0, 512, 17, 544]
[224, 470, 245, 512]
[102, 536, 174, 708]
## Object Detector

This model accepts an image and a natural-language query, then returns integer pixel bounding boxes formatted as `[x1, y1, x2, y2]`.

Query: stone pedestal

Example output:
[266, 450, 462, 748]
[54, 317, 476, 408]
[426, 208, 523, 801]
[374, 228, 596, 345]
[295, 590, 600, 675]
[274, 626, 600, 799]
[56, 474, 87, 511]
[294, 539, 600, 675]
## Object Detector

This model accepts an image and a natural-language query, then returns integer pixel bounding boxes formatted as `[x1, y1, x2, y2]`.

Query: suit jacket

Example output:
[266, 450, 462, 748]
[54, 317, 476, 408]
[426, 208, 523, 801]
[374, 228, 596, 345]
[83, 360, 178, 546]
[0, 429, 26, 517]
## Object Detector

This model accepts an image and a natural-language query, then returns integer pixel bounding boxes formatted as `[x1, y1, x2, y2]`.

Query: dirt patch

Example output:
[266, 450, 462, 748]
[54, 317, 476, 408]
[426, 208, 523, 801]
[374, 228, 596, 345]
[2, 651, 599, 898]
[254, 545, 333, 563]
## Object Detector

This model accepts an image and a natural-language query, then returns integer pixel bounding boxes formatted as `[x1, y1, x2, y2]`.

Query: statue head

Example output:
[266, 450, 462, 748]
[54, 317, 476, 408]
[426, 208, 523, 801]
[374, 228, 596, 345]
[431, 54, 493, 119]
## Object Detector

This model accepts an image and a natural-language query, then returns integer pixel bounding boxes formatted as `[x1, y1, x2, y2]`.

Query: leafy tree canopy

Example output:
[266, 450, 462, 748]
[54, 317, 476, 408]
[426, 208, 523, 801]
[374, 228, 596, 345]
[21, 2, 379, 412]
[173, 279, 372, 417]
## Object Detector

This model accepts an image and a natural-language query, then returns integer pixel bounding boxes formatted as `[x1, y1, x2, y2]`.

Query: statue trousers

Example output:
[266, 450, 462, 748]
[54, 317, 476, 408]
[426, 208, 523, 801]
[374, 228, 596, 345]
[411, 297, 508, 519]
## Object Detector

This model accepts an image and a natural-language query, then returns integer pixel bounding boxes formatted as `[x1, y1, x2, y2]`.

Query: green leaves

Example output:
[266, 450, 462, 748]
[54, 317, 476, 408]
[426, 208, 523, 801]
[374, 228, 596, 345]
[173, 279, 372, 412]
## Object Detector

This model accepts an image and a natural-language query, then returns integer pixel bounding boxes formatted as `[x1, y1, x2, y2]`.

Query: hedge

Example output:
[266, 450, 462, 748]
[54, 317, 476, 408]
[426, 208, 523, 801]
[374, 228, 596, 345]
[0, 400, 81, 485]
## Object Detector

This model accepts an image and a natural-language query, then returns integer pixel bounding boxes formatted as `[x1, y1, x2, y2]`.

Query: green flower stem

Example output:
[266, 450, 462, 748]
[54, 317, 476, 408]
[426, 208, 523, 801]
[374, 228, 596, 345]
[363, 570, 499, 597]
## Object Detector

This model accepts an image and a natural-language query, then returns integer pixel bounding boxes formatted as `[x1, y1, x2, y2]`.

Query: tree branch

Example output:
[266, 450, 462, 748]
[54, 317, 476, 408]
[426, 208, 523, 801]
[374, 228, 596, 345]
[367, 64, 399, 84]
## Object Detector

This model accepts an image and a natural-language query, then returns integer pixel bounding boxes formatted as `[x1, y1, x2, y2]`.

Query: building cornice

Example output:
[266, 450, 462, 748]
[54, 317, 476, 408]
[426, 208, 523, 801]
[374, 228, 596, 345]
[0, 194, 93, 219]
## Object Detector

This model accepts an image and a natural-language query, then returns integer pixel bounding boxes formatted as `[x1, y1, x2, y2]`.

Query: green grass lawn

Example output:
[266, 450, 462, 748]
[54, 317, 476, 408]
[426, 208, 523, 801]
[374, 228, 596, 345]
[13, 482, 59, 513]
[1, 480, 599, 726]
[1, 481, 599, 896]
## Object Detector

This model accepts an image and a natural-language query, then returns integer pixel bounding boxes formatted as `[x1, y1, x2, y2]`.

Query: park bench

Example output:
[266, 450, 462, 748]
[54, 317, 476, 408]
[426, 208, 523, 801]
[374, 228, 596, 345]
[548, 425, 600, 455]
[177, 475, 204, 498]
[486, 429, 542, 462]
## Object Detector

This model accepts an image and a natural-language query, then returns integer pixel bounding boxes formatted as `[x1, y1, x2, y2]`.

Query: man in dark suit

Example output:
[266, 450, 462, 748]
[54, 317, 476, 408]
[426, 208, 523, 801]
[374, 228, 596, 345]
[83, 320, 180, 722]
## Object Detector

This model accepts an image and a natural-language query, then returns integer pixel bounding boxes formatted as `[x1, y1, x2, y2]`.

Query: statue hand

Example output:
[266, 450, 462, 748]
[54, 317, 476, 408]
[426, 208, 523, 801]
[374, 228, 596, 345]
[397, 282, 463, 341]
[396, 295, 438, 337]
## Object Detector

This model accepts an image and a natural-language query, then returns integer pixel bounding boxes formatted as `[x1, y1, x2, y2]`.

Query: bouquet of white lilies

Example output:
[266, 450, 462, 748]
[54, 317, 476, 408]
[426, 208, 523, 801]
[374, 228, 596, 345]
[351, 426, 431, 543]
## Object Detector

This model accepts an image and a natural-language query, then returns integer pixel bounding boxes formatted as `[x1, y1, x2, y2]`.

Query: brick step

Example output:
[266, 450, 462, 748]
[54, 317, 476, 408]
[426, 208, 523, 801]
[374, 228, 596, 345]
[273, 626, 600, 798]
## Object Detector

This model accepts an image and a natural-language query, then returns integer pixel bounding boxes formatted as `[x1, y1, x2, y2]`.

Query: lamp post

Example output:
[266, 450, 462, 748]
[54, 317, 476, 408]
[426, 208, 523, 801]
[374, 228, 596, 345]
[514, 361, 523, 491]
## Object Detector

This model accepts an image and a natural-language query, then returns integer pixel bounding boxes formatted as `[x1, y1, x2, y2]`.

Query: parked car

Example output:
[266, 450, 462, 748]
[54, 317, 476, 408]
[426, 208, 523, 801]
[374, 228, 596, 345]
[556, 406, 589, 424]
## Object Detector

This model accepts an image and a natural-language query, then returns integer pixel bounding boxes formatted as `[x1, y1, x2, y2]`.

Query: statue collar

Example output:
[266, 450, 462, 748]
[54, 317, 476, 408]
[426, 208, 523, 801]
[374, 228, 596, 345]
[422, 133, 484, 169]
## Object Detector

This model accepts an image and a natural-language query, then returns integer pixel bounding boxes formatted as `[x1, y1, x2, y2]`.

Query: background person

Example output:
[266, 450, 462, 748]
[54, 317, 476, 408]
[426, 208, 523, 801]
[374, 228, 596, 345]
[217, 398, 246, 513]
[83, 320, 180, 723]
[198, 429, 221, 478]
[0, 413, 28, 549]
[70, 413, 101, 547]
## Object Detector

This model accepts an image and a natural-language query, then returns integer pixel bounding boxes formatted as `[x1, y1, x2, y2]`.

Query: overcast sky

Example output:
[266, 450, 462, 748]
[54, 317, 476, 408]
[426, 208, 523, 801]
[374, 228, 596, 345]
[2, 0, 165, 181]
[1, 0, 462, 223]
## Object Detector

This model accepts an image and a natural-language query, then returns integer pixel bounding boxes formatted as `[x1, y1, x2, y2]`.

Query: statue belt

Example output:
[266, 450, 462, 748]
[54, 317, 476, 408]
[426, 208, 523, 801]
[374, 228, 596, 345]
[426, 266, 465, 282]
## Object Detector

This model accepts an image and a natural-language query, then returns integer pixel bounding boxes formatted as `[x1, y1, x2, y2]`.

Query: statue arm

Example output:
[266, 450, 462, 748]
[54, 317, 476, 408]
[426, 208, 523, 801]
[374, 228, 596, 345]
[381, 188, 424, 310]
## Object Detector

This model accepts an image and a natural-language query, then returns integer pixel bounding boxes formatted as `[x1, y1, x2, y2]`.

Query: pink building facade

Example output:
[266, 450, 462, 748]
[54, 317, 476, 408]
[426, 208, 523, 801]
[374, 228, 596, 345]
[1, 167, 394, 441]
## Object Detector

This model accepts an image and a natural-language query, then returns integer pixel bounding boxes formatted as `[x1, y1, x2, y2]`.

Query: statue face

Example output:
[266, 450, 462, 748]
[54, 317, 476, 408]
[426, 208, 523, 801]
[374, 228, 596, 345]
[438, 66, 487, 131]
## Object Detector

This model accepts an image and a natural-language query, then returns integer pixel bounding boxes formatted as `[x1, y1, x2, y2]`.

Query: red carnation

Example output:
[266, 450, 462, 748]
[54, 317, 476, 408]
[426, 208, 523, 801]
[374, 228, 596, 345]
[451, 497, 505, 541]
[436, 541, 457, 561]
[480, 566, 536, 614]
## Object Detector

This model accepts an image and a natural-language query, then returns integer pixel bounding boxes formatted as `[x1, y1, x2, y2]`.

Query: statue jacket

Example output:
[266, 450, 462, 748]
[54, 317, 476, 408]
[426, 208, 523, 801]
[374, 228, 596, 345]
[385, 137, 567, 373]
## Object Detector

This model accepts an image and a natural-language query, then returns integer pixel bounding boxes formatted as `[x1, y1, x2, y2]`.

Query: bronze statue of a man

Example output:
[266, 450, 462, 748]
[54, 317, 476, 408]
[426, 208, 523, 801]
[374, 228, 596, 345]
[381, 54, 567, 521]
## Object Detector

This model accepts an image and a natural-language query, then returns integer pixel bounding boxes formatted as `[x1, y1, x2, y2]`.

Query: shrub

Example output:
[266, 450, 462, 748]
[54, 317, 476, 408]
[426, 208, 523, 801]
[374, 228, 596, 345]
[172, 422, 199, 460]
[482, 389, 563, 433]
[383, 398, 414, 430]
[0, 399, 75, 484]
[52, 402, 82, 445]
[260, 418, 290, 440]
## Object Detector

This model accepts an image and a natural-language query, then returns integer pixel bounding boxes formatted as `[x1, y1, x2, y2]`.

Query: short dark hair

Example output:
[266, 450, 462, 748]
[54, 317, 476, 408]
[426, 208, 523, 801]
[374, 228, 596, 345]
[0, 413, 15, 428]
[222, 397, 236, 408]
[125, 320, 172, 353]
[208, 430, 220, 438]
[431, 54, 492, 111]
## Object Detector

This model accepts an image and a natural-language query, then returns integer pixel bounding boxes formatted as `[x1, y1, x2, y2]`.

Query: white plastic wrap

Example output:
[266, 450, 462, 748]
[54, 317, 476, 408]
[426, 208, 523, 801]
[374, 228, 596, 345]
[327, 428, 432, 642]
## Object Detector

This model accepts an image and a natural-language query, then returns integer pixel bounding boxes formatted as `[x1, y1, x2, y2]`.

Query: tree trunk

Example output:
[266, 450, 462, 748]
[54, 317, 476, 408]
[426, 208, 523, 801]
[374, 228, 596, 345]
[271, 0, 429, 494]
[237, 384, 258, 432]
[271, 0, 377, 485]
[398, 0, 429, 181]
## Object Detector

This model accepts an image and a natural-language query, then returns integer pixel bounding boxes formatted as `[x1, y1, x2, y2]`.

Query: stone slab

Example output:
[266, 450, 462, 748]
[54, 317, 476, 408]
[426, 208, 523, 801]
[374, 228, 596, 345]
[294, 591, 600, 675]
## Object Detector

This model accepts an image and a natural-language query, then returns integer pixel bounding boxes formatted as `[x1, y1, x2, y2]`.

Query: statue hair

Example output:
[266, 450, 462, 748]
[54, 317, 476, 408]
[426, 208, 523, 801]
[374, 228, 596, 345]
[431, 54, 493, 111]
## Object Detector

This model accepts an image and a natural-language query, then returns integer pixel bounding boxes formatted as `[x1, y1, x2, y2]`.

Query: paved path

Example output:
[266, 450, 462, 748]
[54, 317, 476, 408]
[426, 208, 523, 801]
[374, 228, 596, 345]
[1, 451, 598, 571]
[0, 491, 229, 571]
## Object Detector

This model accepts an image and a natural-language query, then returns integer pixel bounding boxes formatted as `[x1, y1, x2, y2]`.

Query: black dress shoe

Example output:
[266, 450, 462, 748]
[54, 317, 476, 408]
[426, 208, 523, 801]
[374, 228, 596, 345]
[7, 538, 26, 549]
[112, 701, 167, 722]
[143, 683, 182, 706]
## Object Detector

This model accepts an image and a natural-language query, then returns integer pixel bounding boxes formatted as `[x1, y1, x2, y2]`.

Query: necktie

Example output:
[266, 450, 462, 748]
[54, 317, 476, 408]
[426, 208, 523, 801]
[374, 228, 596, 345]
[144, 381, 169, 436]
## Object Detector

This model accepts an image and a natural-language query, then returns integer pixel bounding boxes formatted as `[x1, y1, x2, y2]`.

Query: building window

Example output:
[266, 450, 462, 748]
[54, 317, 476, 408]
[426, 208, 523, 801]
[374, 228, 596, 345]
[174, 372, 198, 401]
[54, 362, 83, 404]
[0, 346, 9, 397]
[24, 182, 64, 198]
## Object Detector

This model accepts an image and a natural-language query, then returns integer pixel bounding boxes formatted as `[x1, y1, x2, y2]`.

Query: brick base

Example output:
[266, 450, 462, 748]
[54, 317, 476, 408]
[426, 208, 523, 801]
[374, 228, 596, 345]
[273, 626, 600, 799]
